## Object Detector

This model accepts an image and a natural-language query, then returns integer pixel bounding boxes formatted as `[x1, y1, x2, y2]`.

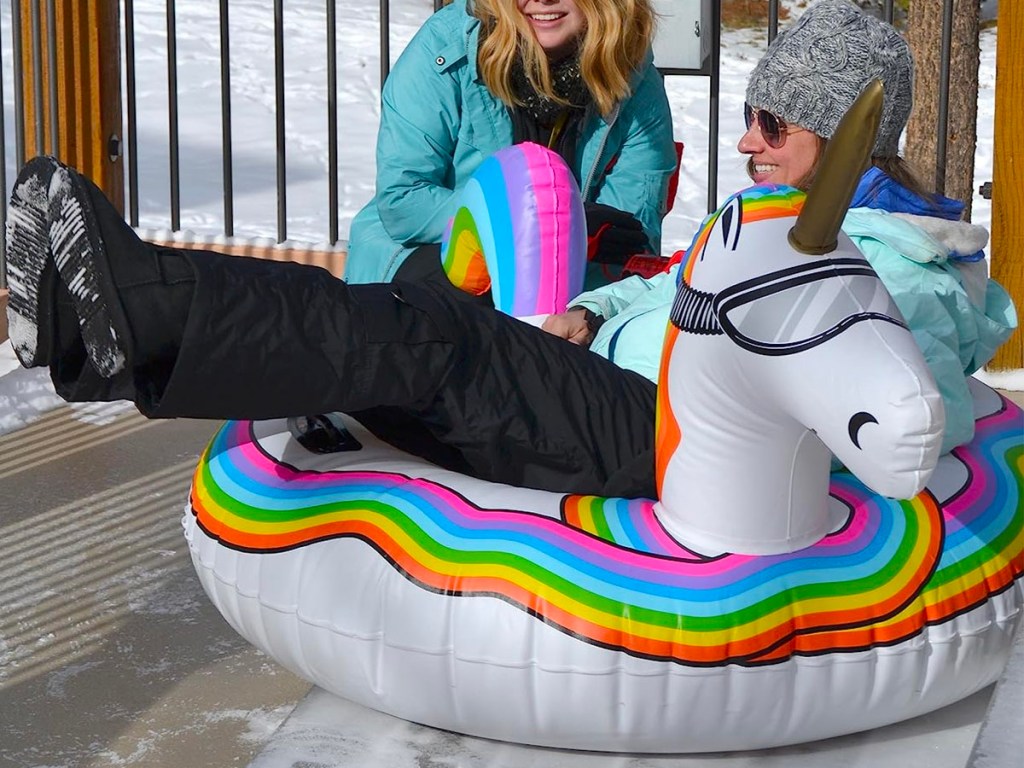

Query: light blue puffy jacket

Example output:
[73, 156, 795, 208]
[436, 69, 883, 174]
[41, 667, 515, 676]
[842, 208, 1016, 453]
[344, 0, 677, 284]
[573, 176, 1017, 454]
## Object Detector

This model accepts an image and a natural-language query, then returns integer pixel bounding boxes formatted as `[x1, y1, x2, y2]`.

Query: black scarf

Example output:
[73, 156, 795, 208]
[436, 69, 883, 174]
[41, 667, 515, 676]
[507, 55, 591, 165]
[508, 54, 591, 126]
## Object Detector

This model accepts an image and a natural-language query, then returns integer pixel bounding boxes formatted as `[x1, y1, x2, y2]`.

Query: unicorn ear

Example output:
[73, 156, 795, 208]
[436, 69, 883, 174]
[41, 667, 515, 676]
[788, 79, 884, 256]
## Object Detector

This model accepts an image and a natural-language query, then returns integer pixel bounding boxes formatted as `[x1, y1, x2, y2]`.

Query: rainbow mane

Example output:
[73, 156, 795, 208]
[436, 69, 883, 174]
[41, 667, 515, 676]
[679, 185, 806, 286]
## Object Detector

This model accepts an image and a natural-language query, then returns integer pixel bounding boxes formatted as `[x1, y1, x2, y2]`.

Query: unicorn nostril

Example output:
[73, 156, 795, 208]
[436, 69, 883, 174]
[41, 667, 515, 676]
[848, 411, 879, 449]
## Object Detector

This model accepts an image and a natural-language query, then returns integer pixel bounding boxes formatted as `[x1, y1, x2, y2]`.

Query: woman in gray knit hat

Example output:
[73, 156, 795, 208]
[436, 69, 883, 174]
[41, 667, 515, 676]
[550, 0, 1016, 454]
[741, 0, 915, 188]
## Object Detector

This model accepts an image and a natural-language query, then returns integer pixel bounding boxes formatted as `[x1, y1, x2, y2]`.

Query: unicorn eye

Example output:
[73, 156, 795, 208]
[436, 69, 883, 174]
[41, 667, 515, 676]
[718, 196, 743, 252]
[848, 412, 879, 449]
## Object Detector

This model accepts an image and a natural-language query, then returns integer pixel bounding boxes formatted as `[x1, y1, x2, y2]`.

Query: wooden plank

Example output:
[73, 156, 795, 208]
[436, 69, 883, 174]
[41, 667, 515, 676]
[18, 0, 123, 213]
[989, 3, 1023, 371]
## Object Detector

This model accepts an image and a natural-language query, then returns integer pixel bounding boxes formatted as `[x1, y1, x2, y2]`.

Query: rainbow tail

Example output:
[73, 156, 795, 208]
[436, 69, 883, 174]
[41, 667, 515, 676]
[441, 143, 587, 316]
[441, 209, 491, 296]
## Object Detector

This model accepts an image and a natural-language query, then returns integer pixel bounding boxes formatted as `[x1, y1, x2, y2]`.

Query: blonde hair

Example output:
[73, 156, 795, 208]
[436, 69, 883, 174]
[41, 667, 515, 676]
[472, 0, 656, 117]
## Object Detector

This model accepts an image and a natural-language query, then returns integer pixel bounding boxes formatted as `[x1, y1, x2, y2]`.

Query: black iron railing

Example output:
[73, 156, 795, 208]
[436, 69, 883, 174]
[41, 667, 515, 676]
[0, 0, 963, 291]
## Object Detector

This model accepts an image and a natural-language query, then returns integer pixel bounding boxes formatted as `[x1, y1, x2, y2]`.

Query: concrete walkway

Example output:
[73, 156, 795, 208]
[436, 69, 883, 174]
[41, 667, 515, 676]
[0, 406, 310, 768]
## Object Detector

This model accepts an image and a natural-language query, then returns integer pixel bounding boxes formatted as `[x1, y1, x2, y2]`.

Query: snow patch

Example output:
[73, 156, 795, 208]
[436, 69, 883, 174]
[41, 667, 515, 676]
[975, 368, 1024, 393]
[212, 705, 296, 744]
[45, 661, 104, 700]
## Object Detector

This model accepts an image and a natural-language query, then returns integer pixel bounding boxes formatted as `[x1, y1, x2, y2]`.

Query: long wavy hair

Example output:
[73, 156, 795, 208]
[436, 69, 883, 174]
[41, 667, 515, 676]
[472, 0, 656, 117]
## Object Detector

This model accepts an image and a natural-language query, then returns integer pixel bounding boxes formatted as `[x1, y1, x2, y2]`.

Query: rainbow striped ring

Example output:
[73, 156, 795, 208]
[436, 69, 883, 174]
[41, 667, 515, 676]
[183, 379, 1023, 752]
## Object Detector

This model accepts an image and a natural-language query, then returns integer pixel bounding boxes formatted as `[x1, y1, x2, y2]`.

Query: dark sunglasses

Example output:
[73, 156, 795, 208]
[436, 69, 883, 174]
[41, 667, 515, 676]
[744, 103, 793, 149]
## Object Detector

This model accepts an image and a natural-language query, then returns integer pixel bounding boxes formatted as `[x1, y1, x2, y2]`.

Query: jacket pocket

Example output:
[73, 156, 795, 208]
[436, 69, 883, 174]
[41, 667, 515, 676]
[645, 171, 671, 218]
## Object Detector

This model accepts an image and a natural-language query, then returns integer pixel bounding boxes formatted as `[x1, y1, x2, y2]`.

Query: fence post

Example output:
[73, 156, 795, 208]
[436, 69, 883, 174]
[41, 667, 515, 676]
[989, 1, 1022, 372]
[17, 0, 124, 214]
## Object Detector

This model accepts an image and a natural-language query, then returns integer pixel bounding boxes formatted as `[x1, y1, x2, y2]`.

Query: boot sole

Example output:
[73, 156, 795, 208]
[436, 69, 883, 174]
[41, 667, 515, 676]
[5, 157, 58, 368]
[48, 165, 129, 377]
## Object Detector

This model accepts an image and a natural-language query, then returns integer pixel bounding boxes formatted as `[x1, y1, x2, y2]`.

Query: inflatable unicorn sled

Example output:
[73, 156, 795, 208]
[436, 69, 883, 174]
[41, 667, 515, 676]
[184, 84, 1023, 752]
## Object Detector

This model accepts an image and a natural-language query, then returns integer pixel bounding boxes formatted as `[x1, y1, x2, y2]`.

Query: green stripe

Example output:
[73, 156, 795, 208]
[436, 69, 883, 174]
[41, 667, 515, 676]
[927, 444, 1023, 591]
[199, 467, 929, 634]
[588, 501, 615, 543]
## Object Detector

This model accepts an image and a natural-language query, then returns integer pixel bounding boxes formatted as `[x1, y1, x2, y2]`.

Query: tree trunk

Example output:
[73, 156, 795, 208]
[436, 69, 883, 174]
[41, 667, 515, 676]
[904, 0, 980, 219]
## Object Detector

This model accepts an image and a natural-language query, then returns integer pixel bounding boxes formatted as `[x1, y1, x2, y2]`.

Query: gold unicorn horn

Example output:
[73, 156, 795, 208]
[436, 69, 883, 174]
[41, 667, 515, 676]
[788, 79, 884, 255]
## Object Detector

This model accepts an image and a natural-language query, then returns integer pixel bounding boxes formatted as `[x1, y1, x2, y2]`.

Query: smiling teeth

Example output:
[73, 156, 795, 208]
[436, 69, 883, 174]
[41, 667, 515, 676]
[531, 13, 564, 20]
[754, 164, 777, 174]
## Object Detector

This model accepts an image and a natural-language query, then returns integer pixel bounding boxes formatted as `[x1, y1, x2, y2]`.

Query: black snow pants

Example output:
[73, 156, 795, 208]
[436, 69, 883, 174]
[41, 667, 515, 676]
[52, 248, 658, 498]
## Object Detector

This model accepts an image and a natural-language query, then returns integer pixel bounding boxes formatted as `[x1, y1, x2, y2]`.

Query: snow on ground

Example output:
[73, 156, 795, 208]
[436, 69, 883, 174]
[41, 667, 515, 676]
[0, 341, 63, 434]
[0, 2, 1016, 439]
[0, 1, 1002, 251]
[0, 341, 134, 436]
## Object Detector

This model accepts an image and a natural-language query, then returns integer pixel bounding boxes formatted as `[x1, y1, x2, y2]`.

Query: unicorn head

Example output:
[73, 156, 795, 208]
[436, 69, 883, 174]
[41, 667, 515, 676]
[654, 82, 944, 556]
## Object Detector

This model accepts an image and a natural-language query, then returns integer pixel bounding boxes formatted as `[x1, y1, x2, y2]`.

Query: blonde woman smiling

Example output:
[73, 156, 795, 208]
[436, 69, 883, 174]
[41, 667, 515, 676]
[345, 0, 677, 290]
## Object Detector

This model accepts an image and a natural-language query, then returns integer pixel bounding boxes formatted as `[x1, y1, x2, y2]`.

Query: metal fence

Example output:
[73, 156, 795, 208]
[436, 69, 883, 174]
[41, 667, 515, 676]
[0, 0, 960, 291]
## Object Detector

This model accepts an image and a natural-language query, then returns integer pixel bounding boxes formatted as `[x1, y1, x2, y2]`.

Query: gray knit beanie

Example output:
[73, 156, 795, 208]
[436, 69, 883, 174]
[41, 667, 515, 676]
[745, 0, 913, 157]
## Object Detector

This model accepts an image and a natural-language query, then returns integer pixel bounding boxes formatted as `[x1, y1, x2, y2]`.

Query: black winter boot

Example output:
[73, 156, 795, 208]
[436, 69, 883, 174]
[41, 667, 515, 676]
[4, 156, 75, 368]
[44, 159, 196, 378]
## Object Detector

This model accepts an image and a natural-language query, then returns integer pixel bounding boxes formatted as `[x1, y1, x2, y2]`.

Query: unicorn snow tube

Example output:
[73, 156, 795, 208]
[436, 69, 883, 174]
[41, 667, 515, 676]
[184, 383, 1022, 752]
[183, 183, 1023, 753]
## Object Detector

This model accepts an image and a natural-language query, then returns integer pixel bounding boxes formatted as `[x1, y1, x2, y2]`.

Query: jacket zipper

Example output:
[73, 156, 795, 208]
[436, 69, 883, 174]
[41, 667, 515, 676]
[581, 104, 620, 202]
[383, 243, 407, 281]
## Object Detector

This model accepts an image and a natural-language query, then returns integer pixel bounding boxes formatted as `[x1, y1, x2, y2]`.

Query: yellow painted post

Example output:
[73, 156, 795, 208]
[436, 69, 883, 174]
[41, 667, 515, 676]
[989, 1, 1023, 371]
[18, 0, 123, 213]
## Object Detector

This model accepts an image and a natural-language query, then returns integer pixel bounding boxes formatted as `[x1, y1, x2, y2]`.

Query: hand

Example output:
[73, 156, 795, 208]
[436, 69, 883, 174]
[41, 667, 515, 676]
[542, 308, 596, 346]
[585, 203, 651, 265]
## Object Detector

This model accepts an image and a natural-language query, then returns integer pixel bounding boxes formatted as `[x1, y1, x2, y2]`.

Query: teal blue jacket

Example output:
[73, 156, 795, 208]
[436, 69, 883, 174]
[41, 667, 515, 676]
[344, 0, 678, 284]
[573, 183, 1017, 454]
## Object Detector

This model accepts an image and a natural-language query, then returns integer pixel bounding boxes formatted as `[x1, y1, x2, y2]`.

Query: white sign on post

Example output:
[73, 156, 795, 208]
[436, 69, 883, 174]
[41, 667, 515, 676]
[651, 0, 712, 71]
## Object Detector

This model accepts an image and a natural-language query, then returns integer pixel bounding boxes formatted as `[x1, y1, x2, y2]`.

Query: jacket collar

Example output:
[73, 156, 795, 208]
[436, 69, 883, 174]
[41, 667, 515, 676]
[852, 166, 965, 221]
[429, 0, 478, 79]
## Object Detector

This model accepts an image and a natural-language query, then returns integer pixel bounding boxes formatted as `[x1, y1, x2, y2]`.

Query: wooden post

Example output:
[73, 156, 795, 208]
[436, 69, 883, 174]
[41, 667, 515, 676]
[17, 0, 123, 213]
[989, 2, 1023, 371]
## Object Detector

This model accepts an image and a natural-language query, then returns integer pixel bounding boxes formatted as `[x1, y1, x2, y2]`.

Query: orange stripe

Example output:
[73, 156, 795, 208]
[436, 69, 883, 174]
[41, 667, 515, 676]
[924, 565, 1019, 619]
[655, 325, 682, 496]
[562, 496, 584, 530]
